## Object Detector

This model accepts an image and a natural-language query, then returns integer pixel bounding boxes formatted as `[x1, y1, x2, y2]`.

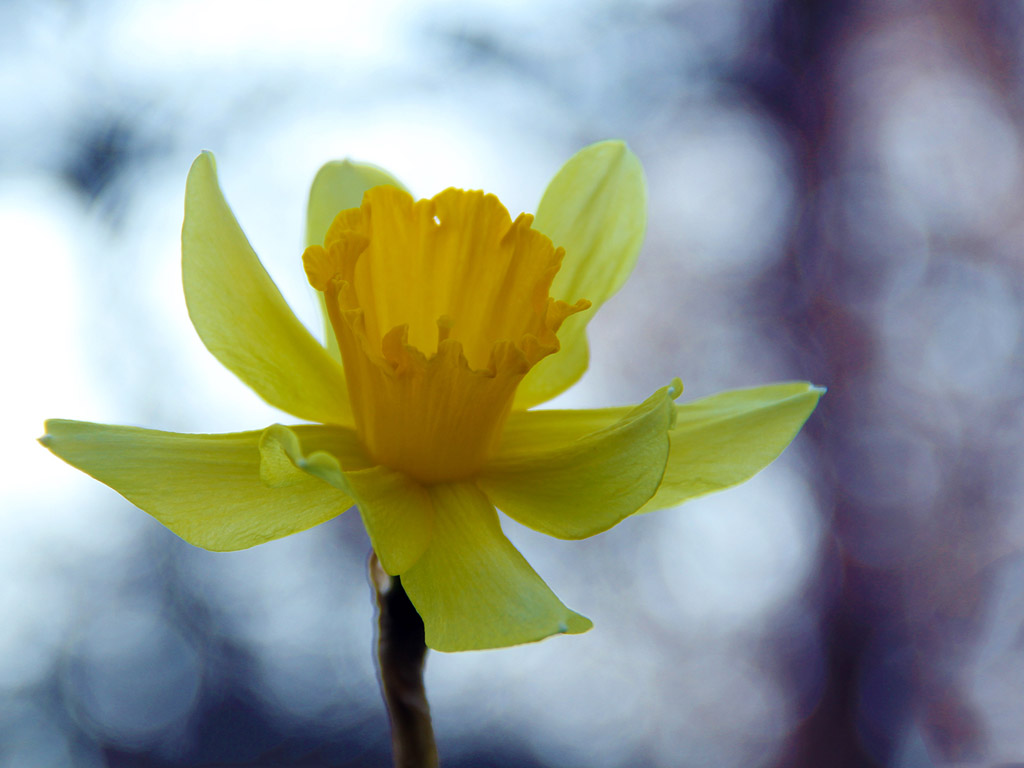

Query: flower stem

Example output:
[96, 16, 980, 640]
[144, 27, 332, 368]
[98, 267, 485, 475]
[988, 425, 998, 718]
[370, 553, 439, 768]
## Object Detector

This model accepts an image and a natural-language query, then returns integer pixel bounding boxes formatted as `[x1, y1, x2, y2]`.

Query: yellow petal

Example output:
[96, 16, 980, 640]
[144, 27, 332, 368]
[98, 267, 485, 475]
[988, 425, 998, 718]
[40, 420, 357, 551]
[305, 160, 407, 361]
[515, 141, 647, 408]
[400, 482, 592, 652]
[641, 382, 824, 512]
[348, 467, 435, 576]
[478, 380, 680, 539]
[182, 151, 353, 425]
[262, 425, 433, 575]
[306, 160, 407, 248]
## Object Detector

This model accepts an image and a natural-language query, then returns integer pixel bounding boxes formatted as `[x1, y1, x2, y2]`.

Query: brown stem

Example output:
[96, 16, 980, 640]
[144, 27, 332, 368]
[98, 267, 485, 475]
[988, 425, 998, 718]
[370, 553, 439, 768]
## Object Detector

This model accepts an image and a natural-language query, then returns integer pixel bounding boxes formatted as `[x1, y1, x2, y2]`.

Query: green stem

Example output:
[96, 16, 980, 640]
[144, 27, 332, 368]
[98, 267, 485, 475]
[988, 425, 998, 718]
[370, 553, 439, 768]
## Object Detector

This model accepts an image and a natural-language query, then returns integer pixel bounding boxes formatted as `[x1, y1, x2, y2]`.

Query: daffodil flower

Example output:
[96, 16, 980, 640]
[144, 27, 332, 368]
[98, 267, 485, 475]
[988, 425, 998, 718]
[42, 142, 822, 651]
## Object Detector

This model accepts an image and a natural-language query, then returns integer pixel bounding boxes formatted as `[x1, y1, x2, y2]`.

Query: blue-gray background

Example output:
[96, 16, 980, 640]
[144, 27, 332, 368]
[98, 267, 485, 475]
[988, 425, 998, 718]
[3, 1, 1023, 766]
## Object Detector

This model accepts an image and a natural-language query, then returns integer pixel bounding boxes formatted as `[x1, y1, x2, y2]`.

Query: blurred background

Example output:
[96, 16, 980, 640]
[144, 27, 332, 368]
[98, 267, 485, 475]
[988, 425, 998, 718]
[3, 0, 1024, 766]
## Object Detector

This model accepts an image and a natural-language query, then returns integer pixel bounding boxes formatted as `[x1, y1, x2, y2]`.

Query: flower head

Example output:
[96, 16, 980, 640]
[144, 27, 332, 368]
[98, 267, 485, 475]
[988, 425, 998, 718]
[41, 142, 823, 651]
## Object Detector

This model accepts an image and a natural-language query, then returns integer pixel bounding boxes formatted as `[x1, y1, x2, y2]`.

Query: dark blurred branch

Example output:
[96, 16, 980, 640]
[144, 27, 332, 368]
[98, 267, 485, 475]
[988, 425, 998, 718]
[370, 553, 439, 768]
[738, 1, 889, 766]
[737, 0, 1011, 764]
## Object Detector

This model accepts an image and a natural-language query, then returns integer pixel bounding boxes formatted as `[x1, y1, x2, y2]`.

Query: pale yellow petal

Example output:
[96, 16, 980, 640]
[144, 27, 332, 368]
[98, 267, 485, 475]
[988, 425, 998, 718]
[182, 151, 352, 424]
[641, 382, 824, 512]
[261, 425, 433, 575]
[305, 160, 407, 248]
[515, 141, 647, 408]
[40, 420, 356, 551]
[479, 380, 679, 539]
[401, 482, 591, 652]
[497, 381, 822, 515]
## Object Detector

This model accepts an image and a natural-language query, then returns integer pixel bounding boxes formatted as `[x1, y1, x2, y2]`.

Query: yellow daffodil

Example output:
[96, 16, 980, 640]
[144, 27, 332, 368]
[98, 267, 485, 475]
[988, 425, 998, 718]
[41, 141, 822, 651]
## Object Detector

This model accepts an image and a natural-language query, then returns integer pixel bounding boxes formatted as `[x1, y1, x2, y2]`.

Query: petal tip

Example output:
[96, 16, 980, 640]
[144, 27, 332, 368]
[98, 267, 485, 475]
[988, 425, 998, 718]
[39, 418, 74, 446]
[564, 612, 593, 635]
[189, 150, 216, 176]
[311, 158, 352, 183]
[587, 138, 627, 154]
